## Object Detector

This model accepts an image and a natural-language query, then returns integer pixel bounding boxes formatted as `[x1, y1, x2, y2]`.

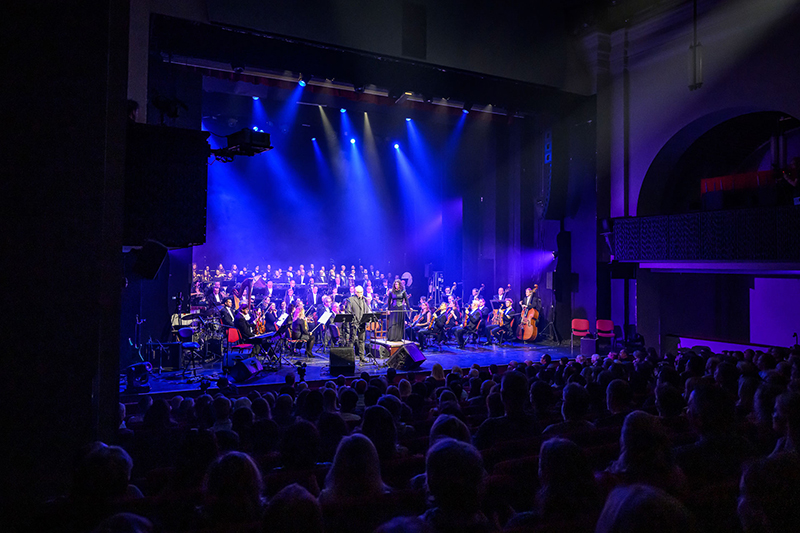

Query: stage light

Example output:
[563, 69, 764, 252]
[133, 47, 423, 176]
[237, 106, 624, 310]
[462, 102, 473, 114]
[350, 138, 356, 144]
[340, 108, 346, 113]
[394, 143, 399, 149]
[311, 137, 316, 141]
[298, 73, 308, 87]
[252, 126, 258, 131]
[252, 96, 259, 101]
[405, 117, 411, 122]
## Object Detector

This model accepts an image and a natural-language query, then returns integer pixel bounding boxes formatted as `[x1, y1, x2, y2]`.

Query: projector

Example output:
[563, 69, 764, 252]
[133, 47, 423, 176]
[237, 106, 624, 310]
[225, 129, 273, 156]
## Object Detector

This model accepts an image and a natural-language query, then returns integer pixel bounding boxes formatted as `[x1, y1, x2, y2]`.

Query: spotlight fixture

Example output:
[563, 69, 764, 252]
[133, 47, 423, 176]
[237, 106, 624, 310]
[311, 137, 316, 141]
[298, 73, 308, 87]
[252, 96, 259, 101]
[350, 138, 356, 144]
[252, 126, 258, 131]
[340, 108, 346, 113]
[405, 117, 411, 122]
[394, 143, 399, 149]
[395, 91, 412, 105]
[462, 102, 473, 114]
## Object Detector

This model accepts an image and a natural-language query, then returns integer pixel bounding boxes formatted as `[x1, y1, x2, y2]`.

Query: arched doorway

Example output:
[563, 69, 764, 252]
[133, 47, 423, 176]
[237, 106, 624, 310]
[637, 110, 799, 216]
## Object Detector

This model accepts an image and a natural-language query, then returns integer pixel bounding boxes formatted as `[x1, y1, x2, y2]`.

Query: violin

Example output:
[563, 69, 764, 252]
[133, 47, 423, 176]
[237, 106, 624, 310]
[255, 308, 266, 335]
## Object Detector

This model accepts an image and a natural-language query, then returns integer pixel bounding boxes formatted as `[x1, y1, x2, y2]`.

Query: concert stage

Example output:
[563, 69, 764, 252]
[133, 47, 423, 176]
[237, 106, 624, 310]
[119, 340, 574, 401]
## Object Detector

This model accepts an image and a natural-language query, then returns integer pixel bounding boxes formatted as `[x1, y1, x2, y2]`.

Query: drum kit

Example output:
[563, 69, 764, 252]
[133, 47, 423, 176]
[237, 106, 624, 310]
[174, 305, 225, 363]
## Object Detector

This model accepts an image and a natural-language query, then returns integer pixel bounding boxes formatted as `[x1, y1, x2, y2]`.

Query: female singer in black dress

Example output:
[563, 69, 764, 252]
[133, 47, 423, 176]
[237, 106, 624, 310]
[386, 279, 409, 341]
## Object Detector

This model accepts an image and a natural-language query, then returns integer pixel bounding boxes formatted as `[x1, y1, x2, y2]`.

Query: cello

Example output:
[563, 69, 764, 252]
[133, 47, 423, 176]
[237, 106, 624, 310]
[516, 284, 539, 341]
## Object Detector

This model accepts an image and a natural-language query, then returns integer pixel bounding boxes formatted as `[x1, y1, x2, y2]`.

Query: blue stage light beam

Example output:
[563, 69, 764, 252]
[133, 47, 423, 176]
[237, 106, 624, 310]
[362, 112, 388, 193]
[277, 83, 305, 131]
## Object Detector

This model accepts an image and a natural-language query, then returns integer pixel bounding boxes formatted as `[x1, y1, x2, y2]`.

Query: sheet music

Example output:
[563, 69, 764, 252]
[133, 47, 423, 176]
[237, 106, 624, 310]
[318, 310, 332, 325]
[276, 312, 289, 327]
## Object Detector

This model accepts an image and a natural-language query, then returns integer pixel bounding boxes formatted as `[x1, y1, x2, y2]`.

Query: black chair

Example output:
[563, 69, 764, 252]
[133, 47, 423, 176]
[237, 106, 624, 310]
[176, 327, 203, 381]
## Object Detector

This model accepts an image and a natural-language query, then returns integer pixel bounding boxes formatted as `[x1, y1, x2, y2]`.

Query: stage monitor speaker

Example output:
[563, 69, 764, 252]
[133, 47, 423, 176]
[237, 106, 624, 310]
[230, 357, 263, 383]
[387, 343, 426, 370]
[133, 240, 168, 280]
[369, 343, 390, 360]
[330, 346, 356, 375]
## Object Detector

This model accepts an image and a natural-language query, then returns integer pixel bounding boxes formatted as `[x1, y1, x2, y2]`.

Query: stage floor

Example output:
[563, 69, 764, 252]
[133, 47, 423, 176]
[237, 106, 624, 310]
[120, 339, 574, 400]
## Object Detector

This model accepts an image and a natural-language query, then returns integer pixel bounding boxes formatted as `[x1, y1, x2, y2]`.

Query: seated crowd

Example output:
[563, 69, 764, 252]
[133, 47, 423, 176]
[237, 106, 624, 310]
[39, 345, 800, 533]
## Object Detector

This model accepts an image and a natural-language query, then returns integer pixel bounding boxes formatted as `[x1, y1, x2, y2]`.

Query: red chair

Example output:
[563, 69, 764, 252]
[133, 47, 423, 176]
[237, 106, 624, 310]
[227, 327, 253, 355]
[571, 318, 591, 355]
[596, 319, 615, 349]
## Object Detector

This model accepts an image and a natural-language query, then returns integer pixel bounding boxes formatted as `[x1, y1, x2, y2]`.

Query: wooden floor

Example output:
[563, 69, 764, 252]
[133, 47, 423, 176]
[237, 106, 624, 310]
[120, 338, 575, 401]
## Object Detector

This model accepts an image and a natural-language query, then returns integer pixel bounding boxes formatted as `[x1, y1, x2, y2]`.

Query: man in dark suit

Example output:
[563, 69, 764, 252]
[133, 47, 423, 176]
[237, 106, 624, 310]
[345, 285, 371, 362]
[520, 286, 543, 330]
[234, 305, 256, 340]
[265, 280, 277, 301]
[306, 283, 323, 310]
[520, 286, 542, 314]
[418, 302, 448, 350]
[455, 300, 483, 348]
[219, 297, 236, 327]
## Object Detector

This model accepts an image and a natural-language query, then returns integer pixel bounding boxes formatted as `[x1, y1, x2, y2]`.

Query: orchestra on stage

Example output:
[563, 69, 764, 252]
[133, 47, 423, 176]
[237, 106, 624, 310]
[181, 261, 545, 366]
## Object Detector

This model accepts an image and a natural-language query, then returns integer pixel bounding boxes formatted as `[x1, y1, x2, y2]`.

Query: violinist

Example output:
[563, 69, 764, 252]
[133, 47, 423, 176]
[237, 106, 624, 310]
[444, 295, 461, 332]
[405, 300, 431, 341]
[418, 302, 447, 350]
[291, 301, 315, 358]
[488, 298, 515, 344]
[478, 298, 491, 324]
[455, 299, 483, 349]
[263, 299, 278, 332]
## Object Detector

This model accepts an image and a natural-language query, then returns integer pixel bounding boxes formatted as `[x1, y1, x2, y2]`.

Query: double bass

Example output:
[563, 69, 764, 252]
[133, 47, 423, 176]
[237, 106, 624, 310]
[516, 284, 539, 341]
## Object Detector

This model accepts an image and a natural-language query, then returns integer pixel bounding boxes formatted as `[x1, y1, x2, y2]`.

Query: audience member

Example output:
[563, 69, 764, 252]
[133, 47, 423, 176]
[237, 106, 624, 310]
[262, 483, 324, 533]
[506, 438, 601, 529]
[201, 451, 264, 526]
[542, 383, 595, 436]
[421, 438, 491, 533]
[319, 434, 389, 505]
[676, 385, 757, 486]
[738, 452, 800, 533]
[595, 484, 696, 533]
[473, 370, 538, 449]
[601, 411, 687, 496]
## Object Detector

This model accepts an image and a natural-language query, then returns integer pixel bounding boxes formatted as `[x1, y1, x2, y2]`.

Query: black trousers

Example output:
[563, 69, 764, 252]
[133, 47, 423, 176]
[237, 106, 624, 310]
[348, 325, 367, 360]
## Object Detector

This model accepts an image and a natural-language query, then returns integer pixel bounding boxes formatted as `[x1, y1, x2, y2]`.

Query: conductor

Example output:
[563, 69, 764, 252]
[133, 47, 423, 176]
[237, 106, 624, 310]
[345, 285, 372, 363]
